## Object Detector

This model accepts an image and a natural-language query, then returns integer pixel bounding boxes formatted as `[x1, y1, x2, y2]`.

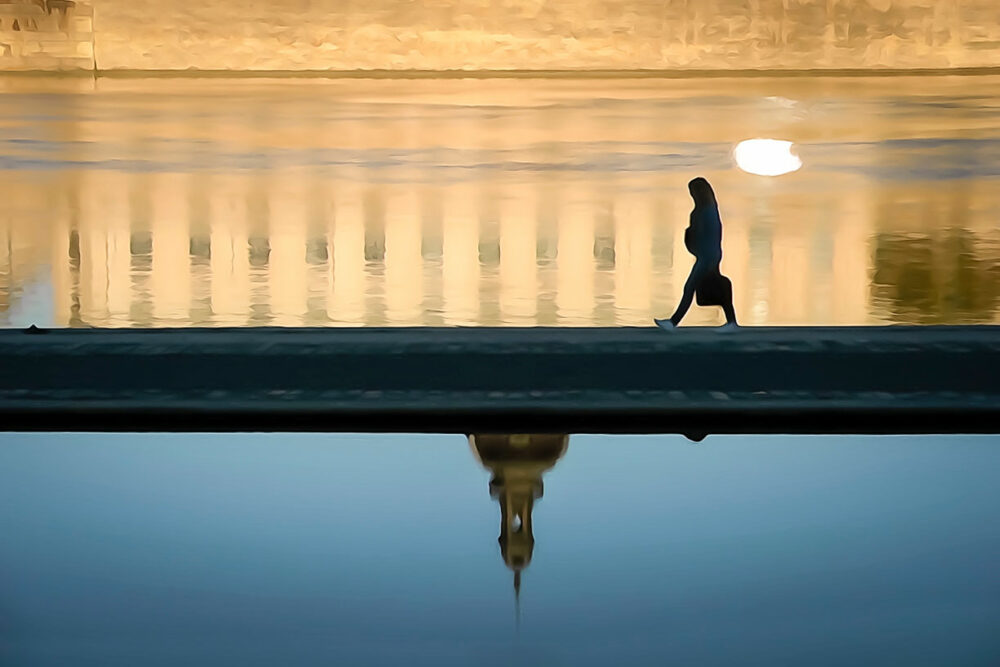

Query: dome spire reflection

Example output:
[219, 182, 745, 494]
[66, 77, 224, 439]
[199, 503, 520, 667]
[469, 433, 569, 620]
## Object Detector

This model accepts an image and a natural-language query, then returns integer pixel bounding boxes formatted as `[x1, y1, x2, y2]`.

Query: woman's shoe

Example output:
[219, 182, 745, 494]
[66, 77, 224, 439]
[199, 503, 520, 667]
[654, 318, 676, 331]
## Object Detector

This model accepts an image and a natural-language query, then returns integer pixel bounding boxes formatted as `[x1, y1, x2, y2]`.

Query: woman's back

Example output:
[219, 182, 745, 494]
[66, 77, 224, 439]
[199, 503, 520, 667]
[686, 176, 723, 260]
[688, 206, 723, 259]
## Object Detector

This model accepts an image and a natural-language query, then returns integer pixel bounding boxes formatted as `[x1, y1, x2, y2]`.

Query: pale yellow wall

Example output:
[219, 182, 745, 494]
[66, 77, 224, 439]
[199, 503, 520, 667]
[3, 0, 1000, 72]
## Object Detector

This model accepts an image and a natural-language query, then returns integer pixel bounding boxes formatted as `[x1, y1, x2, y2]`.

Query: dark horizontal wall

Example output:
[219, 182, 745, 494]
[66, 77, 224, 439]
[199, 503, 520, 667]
[2, 326, 998, 433]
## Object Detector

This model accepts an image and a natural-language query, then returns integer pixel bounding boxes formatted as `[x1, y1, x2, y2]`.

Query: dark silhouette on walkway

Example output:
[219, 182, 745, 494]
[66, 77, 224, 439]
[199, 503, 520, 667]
[656, 177, 738, 330]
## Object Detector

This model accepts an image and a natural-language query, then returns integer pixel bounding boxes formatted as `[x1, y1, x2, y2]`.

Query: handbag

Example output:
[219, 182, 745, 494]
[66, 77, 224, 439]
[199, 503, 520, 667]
[695, 268, 733, 307]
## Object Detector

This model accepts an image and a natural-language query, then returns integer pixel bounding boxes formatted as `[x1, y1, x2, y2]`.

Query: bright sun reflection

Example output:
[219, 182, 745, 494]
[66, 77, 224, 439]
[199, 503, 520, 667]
[733, 139, 802, 176]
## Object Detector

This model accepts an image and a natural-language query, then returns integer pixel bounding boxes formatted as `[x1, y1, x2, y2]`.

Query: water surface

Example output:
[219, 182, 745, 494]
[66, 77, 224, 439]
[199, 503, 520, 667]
[1, 76, 999, 327]
[1, 433, 998, 665]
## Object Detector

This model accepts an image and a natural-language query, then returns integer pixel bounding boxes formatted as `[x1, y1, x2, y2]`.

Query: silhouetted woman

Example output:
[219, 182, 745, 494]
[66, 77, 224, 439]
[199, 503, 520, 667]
[655, 177, 738, 330]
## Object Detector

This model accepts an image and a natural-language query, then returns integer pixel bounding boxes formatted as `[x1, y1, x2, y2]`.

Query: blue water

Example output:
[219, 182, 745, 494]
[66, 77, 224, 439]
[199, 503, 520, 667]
[1, 433, 998, 666]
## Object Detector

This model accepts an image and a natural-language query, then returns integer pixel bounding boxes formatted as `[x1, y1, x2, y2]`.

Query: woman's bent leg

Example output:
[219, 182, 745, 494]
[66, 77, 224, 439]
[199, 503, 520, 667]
[669, 260, 709, 325]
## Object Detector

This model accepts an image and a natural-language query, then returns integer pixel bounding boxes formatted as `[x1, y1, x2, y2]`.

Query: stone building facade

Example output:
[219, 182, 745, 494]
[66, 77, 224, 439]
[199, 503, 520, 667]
[0, 0, 93, 70]
[1, 0, 1000, 72]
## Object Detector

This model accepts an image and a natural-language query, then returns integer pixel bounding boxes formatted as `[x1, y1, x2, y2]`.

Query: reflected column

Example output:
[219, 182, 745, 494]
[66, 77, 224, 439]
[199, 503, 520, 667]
[770, 218, 809, 325]
[499, 183, 537, 324]
[613, 193, 653, 325]
[268, 172, 308, 327]
[209, 173, 251, 326]
[106, 174, 133, 327]
[81, 171, 133, 327]
[383, 188, 423, 324]
[328, 181, 366, 325]
[555, 184, 594, 324]
[49, 192, 75, 326]
[76, 172, 108, 326]
[441, 183, 479, 325]
[150, 173, 191, 324]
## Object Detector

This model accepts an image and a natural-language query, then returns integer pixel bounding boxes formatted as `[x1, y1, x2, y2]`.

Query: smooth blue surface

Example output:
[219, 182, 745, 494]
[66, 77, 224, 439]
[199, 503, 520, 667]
[1, 433, 998, 666]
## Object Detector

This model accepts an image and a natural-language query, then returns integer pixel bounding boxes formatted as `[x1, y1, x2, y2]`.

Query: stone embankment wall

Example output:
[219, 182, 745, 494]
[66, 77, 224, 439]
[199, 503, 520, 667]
[3, 0, 1000, 72]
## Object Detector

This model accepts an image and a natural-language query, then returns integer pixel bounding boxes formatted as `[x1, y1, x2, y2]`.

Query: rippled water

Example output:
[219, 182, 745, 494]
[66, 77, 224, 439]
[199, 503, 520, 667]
[1, 75, 999, 327]
[1, 433, 998, 666]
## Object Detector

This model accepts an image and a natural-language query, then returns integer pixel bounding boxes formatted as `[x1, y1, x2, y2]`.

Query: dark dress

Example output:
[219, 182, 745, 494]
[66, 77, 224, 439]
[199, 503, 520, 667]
[684, 226, 732, 307]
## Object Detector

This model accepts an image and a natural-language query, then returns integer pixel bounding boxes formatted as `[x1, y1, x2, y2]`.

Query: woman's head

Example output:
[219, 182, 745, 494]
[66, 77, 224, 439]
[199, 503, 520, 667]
[688, 177, 717, 208]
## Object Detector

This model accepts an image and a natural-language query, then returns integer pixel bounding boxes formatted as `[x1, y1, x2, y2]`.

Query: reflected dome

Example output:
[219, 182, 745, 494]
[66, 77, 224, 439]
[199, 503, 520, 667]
[733, 139, 802, 176]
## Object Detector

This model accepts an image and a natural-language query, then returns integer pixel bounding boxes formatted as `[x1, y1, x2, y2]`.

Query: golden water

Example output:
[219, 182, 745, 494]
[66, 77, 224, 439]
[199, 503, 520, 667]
[1, 75, 998, 327]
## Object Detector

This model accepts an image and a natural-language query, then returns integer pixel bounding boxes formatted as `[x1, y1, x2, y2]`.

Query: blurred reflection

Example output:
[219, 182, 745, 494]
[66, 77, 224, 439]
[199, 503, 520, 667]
[469, 434, 569, 603]
[1, 76, 1000, 327]
[872, 229, 1000, 324]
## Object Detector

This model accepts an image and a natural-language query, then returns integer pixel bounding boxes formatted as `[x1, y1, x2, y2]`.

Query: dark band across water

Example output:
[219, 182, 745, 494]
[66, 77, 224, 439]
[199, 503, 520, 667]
[1, 326, 998, 435]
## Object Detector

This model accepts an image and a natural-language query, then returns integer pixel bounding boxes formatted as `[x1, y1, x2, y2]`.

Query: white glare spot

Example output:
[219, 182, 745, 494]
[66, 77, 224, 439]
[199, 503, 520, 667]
[733, 139, 802, 176]
[512, 514, 523, 532]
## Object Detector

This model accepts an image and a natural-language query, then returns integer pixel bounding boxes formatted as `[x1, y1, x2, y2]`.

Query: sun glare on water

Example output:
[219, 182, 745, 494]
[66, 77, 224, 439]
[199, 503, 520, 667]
[733, 139, 803, 176]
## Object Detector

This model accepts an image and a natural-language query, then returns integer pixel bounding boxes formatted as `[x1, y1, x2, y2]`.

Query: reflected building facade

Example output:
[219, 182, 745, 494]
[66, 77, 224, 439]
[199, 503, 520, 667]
[2, 77, 1000, 327]
[1, 169, 880, 327]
